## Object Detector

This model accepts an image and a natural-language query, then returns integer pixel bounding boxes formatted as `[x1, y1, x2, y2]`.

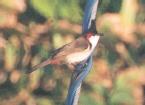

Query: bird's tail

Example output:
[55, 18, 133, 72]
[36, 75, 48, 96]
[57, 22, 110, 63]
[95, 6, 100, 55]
[26, 59, 51, 74]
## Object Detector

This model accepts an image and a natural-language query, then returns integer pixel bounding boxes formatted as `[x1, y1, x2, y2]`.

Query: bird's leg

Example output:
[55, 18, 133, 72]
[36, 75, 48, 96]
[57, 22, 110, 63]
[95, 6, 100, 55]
[82, 62, 88, 68]
[79, 60, 88, 69]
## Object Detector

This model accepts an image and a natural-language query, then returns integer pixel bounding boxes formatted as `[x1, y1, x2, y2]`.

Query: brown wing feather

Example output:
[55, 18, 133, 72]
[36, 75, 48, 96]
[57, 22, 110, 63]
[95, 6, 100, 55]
[28, 36, 89, 73]
[51, 36, 89, 59]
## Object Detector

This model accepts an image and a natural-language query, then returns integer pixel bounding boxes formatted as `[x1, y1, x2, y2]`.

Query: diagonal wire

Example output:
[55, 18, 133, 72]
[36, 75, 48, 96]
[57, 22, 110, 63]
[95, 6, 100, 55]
[65, 57, 93, 105]
[82, 0, 99, 34]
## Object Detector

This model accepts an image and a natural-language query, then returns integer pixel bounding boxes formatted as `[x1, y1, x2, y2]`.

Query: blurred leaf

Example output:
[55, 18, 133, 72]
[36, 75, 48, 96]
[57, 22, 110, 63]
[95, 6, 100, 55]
[28, 70, 42, 91]
[0, 0, 26, 12]
[0, 10, 17, 28]
[120, 0, 138, 26]
[4, 43, 17, 71]
[30, 0, 82, 22]
[110, 91, 134, 105]
[80, 94, 98, 105]
[109, 75, 134, 105]
[93, 85, 107, 96]
[36, 97, 54, 105]
[0, 71, 7, 85]
[10, 70, 21, 84]
[52, 33, 64, 48]
[30, 0, 56, 18]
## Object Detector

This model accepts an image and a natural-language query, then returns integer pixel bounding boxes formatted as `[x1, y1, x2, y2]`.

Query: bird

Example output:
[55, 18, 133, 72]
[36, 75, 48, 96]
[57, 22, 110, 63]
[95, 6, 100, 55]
[27, 19, 101, 73]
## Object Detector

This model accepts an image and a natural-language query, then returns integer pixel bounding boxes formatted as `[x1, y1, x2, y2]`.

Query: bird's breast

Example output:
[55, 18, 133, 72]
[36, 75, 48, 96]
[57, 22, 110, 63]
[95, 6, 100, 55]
[65, 47, 92, 64]
[65, 35, 99, 64]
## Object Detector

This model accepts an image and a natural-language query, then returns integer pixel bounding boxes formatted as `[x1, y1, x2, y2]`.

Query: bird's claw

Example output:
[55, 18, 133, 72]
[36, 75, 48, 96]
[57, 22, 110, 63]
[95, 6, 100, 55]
[81, 62, 88, 69]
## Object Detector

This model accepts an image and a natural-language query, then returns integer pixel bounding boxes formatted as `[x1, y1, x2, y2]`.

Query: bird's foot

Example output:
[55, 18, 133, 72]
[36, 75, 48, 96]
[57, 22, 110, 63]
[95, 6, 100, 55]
[81, 62, 88, 69]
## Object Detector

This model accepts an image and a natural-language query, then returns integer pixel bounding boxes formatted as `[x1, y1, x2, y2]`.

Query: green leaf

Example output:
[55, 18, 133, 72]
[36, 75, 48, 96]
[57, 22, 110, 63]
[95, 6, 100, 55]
[80, 94, 99, 105]
[30, 0, 82, 22]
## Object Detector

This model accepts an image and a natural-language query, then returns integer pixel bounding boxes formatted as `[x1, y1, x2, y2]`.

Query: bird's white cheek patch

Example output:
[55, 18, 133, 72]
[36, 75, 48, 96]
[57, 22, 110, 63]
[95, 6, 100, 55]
[89, 35, 100, 49]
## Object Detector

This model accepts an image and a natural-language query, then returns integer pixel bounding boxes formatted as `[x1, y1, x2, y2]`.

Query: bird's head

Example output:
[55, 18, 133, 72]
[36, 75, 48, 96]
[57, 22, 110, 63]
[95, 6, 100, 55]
[85, 32, 100, 47]
[85, 19, 103, 43]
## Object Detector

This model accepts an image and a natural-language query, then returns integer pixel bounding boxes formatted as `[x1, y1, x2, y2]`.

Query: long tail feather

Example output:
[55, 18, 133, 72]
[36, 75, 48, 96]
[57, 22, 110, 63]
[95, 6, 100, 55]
[26, 59, 51, 74]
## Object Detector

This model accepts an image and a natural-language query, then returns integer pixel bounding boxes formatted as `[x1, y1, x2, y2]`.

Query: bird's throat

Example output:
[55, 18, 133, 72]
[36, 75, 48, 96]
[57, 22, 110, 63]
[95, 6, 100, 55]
[88, 35, 100, 50]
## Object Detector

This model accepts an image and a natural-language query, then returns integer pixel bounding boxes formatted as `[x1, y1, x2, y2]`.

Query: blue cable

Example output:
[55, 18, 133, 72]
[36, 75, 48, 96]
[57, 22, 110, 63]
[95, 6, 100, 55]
[65, 57, 93, 105]
[65, 0, 100, 105]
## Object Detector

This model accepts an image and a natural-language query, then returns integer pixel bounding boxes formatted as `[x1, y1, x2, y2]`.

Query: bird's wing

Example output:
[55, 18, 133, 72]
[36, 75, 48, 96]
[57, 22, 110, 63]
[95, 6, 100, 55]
[27, 36, 89, 73]
[51, 36, 90, 59]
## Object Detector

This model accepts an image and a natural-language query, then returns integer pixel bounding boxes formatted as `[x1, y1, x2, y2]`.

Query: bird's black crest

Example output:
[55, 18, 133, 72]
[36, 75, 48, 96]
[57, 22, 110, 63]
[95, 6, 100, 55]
[89, 19, 98, 34]
[89, 19, 104, 36]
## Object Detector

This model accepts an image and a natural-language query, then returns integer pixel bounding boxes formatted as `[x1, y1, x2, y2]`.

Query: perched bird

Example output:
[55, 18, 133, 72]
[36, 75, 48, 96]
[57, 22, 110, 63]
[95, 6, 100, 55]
[27, 20, 101, 73]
